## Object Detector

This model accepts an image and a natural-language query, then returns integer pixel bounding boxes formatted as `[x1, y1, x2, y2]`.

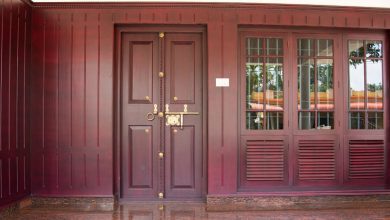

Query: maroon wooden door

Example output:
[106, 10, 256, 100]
[120, 30, 204, 200]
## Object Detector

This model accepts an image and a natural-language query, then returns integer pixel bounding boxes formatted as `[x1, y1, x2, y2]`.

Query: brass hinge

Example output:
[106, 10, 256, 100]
[159, 32, 165, 38]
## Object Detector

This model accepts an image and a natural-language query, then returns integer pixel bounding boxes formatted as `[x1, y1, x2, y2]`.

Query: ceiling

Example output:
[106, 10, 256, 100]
[30, 0, 390, 8]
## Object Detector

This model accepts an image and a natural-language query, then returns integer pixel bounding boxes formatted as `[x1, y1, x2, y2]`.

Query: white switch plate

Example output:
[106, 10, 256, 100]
[216, 78, 230, 87]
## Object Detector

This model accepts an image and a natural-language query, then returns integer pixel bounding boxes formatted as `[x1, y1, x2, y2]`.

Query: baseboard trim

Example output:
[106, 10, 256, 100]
[31, 197, 116, 211]
[207, 194, 390, 211]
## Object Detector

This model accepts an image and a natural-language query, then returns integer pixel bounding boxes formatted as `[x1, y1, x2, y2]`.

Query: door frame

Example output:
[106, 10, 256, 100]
[114, 25, 208, 201]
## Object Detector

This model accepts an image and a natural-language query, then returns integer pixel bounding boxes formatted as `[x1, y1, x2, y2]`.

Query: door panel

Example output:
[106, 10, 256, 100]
[121, 30, 204, 200]
[128, 126, 153, 188]
[169, 40, 196, 103]
[170, 126, 195, 188]
[121, 33, 160, 199]
[165, 33, 203, 198]
[128, 42, 155, 103]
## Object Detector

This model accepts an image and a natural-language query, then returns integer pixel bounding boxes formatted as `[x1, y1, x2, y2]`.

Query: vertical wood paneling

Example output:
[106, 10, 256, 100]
[207, 21, 223, 194]
[57, 13, 72, 191]
[30, 10, 44, 192]
[0, 0, 30, 207]
[31, 11, 113, 195]
[28, 4, 390, 198]
[98, 13, 114, 190]
[220, 16, 238, 194]
[206, 11, 238, 194]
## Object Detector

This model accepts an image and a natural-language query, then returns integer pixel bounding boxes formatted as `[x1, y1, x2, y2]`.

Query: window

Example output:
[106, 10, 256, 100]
[297, 39, 334, 130]
[245, 38, 284, 130]
[348, 40, 384, 129]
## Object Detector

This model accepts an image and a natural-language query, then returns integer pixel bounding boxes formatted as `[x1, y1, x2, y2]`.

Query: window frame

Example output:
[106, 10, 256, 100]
[239, 31, 290, 136]
[343, 33, 387, 135]
[292, 33, 342, 135]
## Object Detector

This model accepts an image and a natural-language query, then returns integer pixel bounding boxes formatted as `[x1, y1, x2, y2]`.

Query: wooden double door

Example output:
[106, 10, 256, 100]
[120, 28, 205, 200]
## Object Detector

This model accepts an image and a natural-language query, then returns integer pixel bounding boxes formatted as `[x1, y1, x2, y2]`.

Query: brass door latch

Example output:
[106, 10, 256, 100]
[146, 104, 164, 121]
[164, 104, 199, 129]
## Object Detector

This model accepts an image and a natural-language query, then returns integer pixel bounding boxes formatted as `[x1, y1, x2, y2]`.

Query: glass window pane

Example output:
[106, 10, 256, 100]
[266, 112, 283, 130]
[367, 59, 383, 110]
[317, 59, 334, 110]
[266, 38, 283, 56]
[366, 40, 383, 58]
[348, 40, 364, 58]
[299, 112, 315, 130]
[349, 112, 365, 129]
[349, 59, 365, 110]
[317, 112, 334, 129]
[317, 39, 333, 57]
[247, 38, 263, 56]
[298, 39, 314, 57]
[265, 57, 284, 110]
[246, 57, 264, 110]
[246, 112, 264, 130]
[298, 58, 315, 110]
[368, 112, 384, 129]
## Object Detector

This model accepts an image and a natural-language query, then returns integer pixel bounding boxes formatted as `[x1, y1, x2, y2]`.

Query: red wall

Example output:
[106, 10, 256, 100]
[30, 3, 390, 197]
[0, 0, 31, 207]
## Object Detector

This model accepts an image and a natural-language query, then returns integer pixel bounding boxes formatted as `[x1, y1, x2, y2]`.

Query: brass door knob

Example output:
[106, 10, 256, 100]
[158, 152, 164, 158]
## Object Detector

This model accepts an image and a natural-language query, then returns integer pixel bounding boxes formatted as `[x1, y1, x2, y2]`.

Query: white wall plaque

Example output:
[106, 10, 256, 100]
[216, 78, 230, 87]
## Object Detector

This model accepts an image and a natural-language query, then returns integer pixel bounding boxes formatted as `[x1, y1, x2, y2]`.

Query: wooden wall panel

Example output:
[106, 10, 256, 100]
[31, 11, 113, 196]
[29, 3, 390, 197]
[0, 0, 31, 208]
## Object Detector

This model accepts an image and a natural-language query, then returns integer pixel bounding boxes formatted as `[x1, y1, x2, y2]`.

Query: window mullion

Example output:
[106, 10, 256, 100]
[263, 38, 267, 129]
[314, 40, 318, 129]
[363, 41, 368, 129]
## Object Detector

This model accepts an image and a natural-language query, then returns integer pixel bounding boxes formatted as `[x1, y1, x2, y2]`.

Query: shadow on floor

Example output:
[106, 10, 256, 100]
[6, 202, 390, 220]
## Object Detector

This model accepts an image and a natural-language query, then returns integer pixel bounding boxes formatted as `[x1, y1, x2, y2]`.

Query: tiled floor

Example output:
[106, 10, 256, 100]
[6, 202, 390, 220]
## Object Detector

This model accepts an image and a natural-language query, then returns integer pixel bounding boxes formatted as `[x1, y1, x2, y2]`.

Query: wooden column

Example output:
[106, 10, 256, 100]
[207, 13, 238, 194]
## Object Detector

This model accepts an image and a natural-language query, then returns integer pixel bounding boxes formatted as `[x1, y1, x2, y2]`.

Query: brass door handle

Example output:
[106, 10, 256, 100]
[146, 104, 159, 121]
[146, 112, 155, 121]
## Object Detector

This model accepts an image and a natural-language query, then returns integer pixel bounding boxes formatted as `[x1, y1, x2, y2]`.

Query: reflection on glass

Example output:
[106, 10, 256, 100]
[349, 112, 365, 129]
[246, 112, 264, 130]
[247, 38, 263, 56]
[366, 41, 383, 58]
[317, 59, 334, 110]
[368, 112, 384, 129]
[349, 60, 365, 110]
[348, 40, 364, 58]
[367, 59, 383, 110]
[317, 112, 334, 129]
[298, 58, 315, 110]
[266, 38, 283, 56]
[246, 38, 284, 131]
[299, 112, 315, 130]
[246, 57, 264, 109]
[298, 39, 314, 57]
[266, 57, 284, 110]
[317, 39, 333, 57]
[266, 112, 283, 130]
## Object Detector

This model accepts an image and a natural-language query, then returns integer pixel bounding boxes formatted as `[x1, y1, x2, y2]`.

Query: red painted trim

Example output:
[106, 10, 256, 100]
[28, 2, 390, 14]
